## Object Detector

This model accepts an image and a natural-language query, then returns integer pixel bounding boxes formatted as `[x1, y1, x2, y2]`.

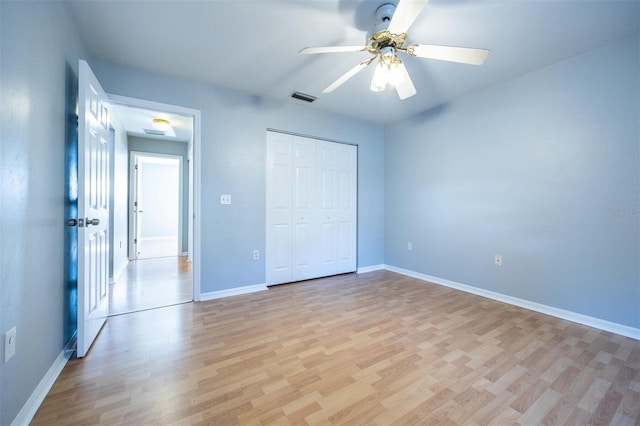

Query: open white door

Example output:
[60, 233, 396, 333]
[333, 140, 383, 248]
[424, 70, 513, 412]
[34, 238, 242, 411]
[77, 60, 110, 357]
[131, 153, 182, 259]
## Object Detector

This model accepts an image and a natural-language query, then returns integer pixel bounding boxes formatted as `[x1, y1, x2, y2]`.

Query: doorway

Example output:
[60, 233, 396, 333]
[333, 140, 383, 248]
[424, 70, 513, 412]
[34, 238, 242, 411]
[130, 152, 183, 260]
[108, 97, 201, 315]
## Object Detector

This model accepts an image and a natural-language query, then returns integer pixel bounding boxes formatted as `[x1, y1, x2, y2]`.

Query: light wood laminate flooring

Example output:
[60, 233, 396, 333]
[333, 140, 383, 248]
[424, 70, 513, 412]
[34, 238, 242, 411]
[109, 256, 192, 316]
[35, 271, 639, 425]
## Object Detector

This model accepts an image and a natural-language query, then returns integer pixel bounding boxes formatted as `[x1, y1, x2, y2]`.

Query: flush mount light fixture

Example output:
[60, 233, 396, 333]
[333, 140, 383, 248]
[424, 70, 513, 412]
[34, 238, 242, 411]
[152, 118, 170, 131]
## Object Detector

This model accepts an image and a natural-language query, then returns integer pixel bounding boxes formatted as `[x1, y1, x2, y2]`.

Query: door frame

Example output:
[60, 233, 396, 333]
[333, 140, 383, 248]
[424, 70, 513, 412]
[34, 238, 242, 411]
[129, 151, 184, 260]
[109, 94, 202, 301]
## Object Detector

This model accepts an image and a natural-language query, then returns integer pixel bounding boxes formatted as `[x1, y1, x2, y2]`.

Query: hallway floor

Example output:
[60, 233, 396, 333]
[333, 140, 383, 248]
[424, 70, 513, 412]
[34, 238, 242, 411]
[109, 256, 192, 315]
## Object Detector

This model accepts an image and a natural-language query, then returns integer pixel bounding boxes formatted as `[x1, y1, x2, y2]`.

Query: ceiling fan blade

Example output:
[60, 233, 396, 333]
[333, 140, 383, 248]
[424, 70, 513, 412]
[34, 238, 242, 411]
[395, 63, 417, 100]
[387, 0, 429, 35]
[323, 56, 376, 93]
[299, 46, 366, 54]
[407, 44, 490, 65]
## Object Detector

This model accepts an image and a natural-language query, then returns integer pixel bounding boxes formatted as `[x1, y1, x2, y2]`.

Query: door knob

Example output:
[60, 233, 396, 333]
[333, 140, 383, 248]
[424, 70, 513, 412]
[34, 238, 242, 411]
[86, 218, 100, 226]
[67, 219, 78, 227]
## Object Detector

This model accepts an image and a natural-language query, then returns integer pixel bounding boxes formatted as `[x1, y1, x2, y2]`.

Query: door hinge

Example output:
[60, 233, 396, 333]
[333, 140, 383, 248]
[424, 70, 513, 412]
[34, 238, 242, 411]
[134, 238, 137, 244]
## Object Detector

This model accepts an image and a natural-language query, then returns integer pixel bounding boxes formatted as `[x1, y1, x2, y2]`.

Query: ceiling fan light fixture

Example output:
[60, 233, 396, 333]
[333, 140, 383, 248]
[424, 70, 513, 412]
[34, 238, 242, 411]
[370, 51, 404, 92]
[152, 118, 170, 131]
[370, 60, 389, 92]
[388, 57, 405, 86]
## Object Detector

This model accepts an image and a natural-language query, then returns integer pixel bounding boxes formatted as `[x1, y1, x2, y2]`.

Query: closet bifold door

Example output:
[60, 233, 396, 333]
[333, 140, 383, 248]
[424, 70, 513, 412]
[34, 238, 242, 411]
[291, 136, 320, 282]
[266, 132, 294, 285]
[317, 141, 357, 277]
[266, 131, 357, 286]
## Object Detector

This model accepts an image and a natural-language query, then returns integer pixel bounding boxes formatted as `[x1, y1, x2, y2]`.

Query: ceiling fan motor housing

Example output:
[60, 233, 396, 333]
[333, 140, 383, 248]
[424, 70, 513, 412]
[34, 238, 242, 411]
[366, 3, 408, 54]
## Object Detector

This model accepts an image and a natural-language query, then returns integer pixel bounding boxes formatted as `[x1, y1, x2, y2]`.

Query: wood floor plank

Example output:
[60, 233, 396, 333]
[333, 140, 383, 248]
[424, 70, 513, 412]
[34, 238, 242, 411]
[32, 270, 640, 425]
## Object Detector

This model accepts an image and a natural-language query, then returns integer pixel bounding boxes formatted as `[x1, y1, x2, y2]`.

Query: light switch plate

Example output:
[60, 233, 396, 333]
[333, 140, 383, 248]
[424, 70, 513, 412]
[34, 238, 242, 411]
[5, 327, 16, 362]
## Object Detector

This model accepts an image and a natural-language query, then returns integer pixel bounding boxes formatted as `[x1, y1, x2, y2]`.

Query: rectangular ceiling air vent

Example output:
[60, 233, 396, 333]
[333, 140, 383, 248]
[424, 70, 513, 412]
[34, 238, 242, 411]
[143, 128, 165, 136]
[291, 92, 317, 103]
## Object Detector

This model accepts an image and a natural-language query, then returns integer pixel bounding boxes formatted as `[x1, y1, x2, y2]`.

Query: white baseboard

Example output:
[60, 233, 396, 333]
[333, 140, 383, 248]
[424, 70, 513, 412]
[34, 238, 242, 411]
[109, 259, 129, 285]
[11, 333, 76, 426]
[357, 264, 385, 274]
[384, 264, 640, 341]
[200, 283, 268, 301]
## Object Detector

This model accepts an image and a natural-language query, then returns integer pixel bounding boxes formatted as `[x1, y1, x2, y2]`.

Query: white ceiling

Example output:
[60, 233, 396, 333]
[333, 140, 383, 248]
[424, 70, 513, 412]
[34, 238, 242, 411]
[111, 104, 193, 143]
[67, 0, 639, 124]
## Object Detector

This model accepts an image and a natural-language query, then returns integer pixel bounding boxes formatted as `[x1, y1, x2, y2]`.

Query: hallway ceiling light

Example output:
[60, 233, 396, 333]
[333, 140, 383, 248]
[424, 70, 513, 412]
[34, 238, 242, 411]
[152, 118, 170, 131]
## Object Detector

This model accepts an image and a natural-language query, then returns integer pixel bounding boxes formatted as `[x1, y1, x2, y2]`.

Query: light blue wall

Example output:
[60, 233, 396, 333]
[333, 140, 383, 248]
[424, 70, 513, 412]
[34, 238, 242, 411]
[91, 61, 386, 293]
[385, 35, 640, 328]
[0, 2, 87, 424]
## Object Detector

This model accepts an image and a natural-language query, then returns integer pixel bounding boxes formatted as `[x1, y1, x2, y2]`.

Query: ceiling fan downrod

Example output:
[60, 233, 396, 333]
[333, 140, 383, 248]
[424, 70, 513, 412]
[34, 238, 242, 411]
[376, 3, 396, 22]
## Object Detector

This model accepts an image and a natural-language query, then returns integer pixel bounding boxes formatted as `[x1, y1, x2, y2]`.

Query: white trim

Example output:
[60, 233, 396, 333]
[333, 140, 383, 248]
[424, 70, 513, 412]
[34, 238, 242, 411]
[107, 94, 202, 302]
[11, 334, 76, 426]
[200, 284, 268, 301]
[384, 264, 640, 341]
[357, 264, 385, 274]
[128, 150, 138, 260]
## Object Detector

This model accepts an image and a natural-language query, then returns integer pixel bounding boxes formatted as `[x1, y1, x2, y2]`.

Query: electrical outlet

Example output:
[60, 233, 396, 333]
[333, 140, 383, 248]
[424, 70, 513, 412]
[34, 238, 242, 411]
[253, 250, 260, 260]
[220, 194, 232, 205]
[4, 327, 16, 362]
[407, 242, 413, 251]
[494, 255, 503, 266]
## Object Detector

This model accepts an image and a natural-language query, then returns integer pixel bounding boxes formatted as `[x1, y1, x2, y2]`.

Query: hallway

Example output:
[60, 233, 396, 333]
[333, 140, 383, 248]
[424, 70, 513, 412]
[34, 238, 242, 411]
[109, 256, 192, 315]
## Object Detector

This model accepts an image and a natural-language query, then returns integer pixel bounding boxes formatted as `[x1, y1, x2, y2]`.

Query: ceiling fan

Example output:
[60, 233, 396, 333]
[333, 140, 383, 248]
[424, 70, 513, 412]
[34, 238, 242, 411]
[299, 0, 489, 100]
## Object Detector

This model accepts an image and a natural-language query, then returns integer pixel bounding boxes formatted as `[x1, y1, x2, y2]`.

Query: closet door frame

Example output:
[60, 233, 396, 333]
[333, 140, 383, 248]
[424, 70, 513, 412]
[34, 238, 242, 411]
[266, 130, 357, 286]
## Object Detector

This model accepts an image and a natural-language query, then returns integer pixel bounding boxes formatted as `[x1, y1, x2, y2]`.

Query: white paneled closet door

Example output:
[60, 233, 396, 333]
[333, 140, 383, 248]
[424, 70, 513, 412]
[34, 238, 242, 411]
[292, 136, 320, 282]
[266, 132, 293, 285]
[317, 141, 357, 277]
[266, 131, 357, 286]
